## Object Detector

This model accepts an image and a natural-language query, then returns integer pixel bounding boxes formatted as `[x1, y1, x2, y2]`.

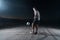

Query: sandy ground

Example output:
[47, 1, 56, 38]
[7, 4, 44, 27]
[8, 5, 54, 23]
[0, 26, 60, 40]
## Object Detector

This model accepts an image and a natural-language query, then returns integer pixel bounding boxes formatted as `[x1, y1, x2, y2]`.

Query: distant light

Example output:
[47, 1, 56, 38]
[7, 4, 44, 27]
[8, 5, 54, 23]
[0, 0, 8, 11]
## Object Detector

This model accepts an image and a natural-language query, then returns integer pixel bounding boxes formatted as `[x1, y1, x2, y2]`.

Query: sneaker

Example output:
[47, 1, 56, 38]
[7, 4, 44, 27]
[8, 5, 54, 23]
[30, 31, 34, 34]
[34, 32, 38, 35]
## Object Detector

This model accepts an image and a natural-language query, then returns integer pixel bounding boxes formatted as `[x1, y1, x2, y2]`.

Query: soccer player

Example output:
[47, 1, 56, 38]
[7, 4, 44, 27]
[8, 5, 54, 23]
[30, 7, 40, 34]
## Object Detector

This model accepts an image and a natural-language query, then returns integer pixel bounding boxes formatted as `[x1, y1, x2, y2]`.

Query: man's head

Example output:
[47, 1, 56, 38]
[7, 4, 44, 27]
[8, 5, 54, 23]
[33, 7, 36, 15]
[33, 7, 36, 11]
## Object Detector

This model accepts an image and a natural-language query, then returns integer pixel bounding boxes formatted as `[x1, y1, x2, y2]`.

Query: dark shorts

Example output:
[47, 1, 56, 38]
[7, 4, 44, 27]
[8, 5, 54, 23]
[33, 19, 39, 25]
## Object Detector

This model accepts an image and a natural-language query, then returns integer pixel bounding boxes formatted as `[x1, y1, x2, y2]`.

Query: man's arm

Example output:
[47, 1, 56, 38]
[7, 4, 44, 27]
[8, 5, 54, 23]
[38, 11, 40, 21]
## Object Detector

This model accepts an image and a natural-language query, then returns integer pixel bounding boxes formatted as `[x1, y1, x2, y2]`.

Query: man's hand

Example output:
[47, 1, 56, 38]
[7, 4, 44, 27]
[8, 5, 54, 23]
[38, 18, 40, 21]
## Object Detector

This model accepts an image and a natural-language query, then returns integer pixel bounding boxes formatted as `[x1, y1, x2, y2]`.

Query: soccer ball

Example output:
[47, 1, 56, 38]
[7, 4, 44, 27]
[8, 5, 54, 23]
[26, 22, 30, 25]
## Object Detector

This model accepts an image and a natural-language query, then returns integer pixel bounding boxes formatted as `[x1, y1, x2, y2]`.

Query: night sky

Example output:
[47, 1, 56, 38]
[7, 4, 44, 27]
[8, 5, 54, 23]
[0, 0, 58, 21]
[0, 0, 33, 19]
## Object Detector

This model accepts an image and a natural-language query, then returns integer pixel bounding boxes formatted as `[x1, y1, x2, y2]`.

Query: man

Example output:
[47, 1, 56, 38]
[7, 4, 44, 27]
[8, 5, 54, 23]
[30, 7, 40, 34]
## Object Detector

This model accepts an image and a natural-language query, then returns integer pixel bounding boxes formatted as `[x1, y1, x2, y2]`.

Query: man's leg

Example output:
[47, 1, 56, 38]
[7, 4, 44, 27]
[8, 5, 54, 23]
[36, 24, 38, 33]
[32, 23, 34, 33]
[30, 23, 34, 33]
[32, 24, 38, 34]
[35, 21, 39, 33]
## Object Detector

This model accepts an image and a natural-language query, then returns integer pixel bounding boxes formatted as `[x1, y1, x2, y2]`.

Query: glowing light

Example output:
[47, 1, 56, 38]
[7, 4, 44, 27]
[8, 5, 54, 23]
[0, 0, 8, 11]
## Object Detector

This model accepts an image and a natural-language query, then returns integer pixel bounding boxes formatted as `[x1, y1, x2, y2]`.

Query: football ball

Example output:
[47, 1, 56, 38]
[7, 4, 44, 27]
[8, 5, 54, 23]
[26, 22, 30, 25]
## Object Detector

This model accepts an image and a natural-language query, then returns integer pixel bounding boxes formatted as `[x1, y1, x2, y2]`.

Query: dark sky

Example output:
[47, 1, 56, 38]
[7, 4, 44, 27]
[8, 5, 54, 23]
[0, 0, 33, 19]
[0, 0, 58, 21]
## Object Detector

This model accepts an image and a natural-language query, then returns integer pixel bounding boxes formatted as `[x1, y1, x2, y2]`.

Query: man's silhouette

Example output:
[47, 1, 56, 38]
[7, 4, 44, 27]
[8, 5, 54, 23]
[30, 7, 40, 34]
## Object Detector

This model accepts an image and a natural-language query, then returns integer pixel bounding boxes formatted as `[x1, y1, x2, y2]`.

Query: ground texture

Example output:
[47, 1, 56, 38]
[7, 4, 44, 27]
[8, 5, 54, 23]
[0, 26, 60, 40]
